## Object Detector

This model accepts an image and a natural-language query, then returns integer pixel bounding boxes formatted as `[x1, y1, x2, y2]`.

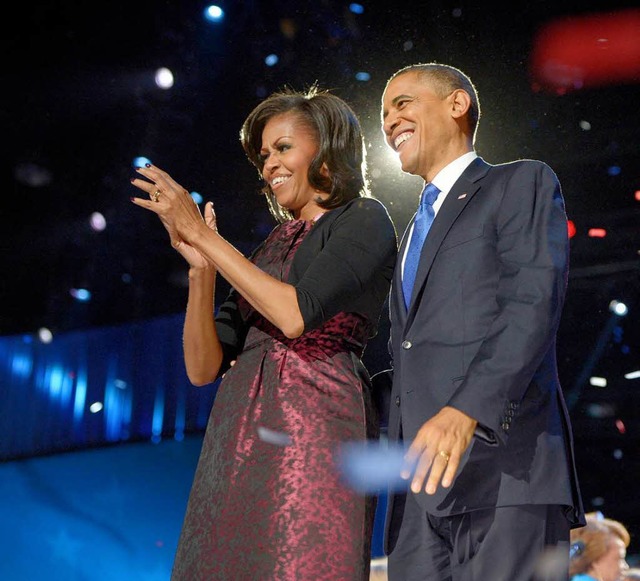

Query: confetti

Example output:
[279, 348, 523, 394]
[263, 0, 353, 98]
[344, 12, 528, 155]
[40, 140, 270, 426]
[337, 440, 409, 493]
[257, 426, 292, 447]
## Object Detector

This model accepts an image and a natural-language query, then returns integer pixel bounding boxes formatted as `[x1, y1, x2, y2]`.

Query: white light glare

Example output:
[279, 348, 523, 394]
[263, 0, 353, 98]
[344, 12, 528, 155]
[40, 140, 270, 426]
[589, 376, 607, 387]
[89, 402, 103, 413]
[38, 328, 53, 343]
[90, 212, 106, 231]
[204, 5, 224, 23]
[609, 300, 628, 316]
[624, 370, 640, 380]
[154, 67, 174, 89]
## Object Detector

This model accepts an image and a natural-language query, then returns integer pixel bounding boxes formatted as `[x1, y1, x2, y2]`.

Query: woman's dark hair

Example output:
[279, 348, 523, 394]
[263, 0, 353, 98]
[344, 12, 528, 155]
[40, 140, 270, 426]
[240, 84, 370, 222]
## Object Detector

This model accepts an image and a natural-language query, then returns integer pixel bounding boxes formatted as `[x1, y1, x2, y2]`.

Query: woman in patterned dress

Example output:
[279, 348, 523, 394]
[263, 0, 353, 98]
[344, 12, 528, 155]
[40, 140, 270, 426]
[131, 86, 397, 580]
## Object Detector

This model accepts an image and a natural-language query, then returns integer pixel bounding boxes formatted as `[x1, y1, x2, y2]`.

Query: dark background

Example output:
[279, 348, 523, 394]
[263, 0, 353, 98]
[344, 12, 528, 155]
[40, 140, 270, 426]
[2, 0, 639, 559]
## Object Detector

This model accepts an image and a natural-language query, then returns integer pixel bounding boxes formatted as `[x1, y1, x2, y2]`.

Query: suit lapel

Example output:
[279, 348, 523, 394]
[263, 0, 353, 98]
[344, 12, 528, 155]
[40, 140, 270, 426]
[404, 158, 490, 328]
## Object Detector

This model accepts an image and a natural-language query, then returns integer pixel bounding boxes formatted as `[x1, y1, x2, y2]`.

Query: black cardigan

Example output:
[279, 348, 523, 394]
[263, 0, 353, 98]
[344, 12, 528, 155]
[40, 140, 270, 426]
[214, 196, 398, 374]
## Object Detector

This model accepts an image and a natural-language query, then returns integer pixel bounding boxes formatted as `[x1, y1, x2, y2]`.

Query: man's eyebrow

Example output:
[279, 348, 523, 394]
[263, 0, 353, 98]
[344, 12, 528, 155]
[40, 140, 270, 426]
[382, 93, 413, 119]
[391, 93, 413, 107]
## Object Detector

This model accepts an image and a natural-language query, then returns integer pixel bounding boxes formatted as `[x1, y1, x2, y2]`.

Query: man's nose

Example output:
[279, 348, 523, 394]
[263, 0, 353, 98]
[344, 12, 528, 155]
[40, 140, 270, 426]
[383, 113, 398, 137]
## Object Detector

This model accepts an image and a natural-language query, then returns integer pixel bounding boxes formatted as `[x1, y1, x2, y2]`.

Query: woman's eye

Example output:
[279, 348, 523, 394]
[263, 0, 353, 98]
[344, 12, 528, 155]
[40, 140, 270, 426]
[278, 144, 291, 152]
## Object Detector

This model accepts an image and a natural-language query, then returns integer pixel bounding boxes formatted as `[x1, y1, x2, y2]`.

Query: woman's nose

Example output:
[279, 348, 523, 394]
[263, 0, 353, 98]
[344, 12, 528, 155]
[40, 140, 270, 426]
[263, 152, 279, 172]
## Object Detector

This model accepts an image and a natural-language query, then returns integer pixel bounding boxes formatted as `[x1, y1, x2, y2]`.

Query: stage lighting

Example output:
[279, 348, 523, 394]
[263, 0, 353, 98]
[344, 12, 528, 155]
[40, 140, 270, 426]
[609, 300, 628, 316]
[204, 5, 224, 23]
[70, 288, 91, 302]
[154, 67, 174, 90]
[133, 156, 152, 169]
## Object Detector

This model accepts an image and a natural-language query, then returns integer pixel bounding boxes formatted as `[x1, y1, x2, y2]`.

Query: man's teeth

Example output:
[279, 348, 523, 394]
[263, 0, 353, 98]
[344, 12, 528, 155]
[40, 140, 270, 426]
[394, 132, 412, 149]
[272, 176, 290, 186]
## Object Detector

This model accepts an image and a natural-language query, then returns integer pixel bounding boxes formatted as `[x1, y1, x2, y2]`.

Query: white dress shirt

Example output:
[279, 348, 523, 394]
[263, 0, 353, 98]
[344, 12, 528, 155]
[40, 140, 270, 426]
[401, 151, 478, 276]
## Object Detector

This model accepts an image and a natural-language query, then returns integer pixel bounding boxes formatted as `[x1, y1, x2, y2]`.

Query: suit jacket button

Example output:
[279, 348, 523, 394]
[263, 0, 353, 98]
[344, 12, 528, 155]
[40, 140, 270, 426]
[395, 395, 401, 407]
[402, 340, 412, 349]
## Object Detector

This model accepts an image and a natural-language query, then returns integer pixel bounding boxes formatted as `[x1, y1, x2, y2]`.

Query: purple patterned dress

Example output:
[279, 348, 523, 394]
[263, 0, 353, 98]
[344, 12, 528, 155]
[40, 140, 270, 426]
[171, 219, 378, 580]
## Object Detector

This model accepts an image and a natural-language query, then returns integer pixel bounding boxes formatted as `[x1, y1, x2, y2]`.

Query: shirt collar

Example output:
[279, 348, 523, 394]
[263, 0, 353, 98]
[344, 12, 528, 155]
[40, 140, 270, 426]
[431, 151, 478, 194]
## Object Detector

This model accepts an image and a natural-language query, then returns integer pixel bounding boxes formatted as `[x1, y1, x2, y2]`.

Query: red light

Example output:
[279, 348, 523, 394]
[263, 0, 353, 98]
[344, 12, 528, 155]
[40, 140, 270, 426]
[615, 419, 626, 434]
[567, 220, 576, 238]
[529, 9, 640, 93]
[588, 228, 607, 238]
[635, 190, 640, 202]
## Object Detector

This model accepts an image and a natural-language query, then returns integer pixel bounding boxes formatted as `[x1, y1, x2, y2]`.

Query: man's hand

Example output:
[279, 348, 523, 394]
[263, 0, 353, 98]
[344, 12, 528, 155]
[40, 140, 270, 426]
[402, 406, 477, 495]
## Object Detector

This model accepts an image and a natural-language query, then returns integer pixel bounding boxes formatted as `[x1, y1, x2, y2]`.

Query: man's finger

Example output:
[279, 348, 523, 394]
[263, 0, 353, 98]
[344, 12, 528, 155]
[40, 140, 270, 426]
[400, 441, 423, 479]
[424, 452, 450, 494]
[410, 452, 433, 493]
[441, 457, 459, 488]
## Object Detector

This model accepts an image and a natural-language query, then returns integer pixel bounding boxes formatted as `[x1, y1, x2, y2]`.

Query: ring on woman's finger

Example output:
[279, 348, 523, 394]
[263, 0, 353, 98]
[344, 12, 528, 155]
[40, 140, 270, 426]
[151, 189, 162, 202]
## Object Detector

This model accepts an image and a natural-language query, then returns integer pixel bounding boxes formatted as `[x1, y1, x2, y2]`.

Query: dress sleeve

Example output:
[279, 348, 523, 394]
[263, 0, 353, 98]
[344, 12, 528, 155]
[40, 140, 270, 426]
[294, 198, 397, 330]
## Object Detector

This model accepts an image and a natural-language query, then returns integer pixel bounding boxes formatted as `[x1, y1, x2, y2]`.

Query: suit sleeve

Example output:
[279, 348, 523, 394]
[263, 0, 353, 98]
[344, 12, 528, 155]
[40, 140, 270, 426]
[294, 198, 397, 331]
[448, 161, 569, 443]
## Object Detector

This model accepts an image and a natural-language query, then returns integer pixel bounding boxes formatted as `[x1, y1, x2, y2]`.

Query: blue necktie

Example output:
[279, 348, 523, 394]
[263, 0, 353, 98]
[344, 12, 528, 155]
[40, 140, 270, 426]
[403, 183, 440, 309]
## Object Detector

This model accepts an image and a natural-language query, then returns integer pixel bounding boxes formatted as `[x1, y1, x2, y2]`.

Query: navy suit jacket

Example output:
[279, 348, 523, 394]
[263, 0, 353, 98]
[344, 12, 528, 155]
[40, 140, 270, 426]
[384, 157, 585, 553]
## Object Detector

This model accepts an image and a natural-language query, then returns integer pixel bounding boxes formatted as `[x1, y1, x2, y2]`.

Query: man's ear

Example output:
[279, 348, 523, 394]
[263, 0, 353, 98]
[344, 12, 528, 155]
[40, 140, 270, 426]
[450, 89, 471, 119]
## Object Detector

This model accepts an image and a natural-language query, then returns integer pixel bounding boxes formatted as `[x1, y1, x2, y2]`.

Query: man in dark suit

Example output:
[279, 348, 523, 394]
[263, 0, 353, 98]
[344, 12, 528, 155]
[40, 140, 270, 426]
[379, 62, 585, 580]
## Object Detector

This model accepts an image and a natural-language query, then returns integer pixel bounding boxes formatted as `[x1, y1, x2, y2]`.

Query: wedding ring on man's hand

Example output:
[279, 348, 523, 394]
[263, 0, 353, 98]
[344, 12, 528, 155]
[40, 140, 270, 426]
[438, 450, 450, 463]
[151, 189, 161, 202]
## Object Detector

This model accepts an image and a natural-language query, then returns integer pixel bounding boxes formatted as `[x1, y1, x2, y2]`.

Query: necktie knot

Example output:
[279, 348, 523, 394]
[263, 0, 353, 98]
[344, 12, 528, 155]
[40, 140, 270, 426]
[421, 182, 440, 208]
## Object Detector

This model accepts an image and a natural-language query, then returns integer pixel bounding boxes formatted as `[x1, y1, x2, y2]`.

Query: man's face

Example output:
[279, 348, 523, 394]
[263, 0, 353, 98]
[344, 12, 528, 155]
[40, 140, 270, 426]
[381, 72, 453, 179]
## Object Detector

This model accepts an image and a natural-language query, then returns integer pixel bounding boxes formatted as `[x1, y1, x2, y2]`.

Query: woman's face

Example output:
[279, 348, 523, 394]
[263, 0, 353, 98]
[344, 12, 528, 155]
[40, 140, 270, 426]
[260, 112, 328, 221]
[591, 537, 628, 581]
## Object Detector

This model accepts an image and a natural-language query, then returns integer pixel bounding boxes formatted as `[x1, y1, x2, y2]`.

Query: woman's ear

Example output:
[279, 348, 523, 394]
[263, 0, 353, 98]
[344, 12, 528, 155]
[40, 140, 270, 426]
[320, 162, 331, 178]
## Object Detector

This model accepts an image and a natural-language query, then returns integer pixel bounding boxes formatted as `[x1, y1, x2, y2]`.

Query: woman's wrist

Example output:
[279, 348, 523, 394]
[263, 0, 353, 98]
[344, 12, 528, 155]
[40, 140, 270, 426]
[188, 264, 216, 281]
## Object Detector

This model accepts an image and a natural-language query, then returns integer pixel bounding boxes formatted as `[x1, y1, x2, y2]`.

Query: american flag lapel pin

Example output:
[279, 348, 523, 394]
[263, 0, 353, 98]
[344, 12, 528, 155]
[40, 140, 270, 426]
[457, 193, 467, 199]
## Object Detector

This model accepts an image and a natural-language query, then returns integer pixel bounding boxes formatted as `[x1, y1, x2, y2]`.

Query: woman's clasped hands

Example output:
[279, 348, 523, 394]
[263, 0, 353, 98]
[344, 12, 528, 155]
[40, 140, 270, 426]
[130, 163, 217, 269]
